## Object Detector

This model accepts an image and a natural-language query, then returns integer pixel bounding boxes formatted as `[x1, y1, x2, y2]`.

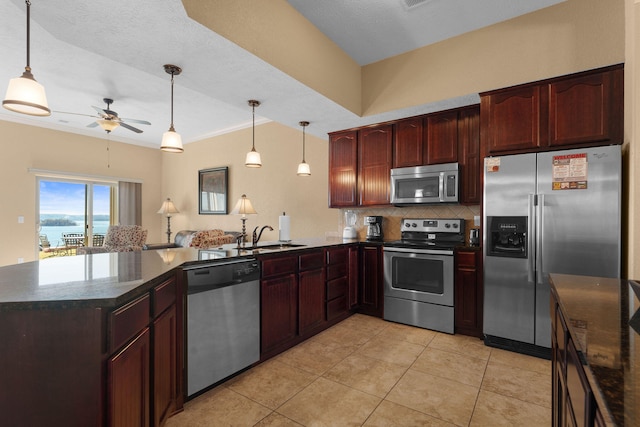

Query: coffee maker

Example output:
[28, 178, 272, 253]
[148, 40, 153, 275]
[364, 216, 383, 241]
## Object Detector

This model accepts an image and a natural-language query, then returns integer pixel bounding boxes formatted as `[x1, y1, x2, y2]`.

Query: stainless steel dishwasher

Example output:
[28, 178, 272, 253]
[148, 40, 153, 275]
[184, 258, 260, 398]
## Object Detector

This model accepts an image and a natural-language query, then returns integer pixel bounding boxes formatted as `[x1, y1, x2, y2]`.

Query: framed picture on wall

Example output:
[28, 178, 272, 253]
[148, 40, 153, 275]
[199, 167, 228, 214]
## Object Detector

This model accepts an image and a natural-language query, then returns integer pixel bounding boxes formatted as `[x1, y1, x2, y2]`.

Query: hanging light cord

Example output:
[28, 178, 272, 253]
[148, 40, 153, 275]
[251, 102, 256, 151]
[301, 124, 306, 162]
[169, 71, 175, 131]
[25, 1, 31, 72]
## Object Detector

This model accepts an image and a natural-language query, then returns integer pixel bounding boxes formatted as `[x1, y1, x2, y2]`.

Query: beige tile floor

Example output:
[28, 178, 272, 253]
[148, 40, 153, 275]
[166, 314, 551, 427]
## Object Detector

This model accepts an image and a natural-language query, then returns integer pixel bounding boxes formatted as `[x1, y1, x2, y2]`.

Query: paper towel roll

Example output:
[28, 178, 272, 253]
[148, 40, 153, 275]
[279, 212, 291, 242]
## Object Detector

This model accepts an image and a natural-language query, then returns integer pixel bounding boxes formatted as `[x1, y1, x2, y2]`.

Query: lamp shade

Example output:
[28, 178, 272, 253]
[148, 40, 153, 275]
[3, 72, 50, 116]
[157, 198, 180, 216]
[230, 194, 257, 217]
[245, 149, 262, 168]
[161, 129, 183, 153]
[297, 161, 311, 176]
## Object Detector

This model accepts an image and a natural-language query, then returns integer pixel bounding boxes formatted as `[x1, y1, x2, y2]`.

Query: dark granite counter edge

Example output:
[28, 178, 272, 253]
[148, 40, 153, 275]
[0, 238, 361, 312]
[549, 274, 619, 426]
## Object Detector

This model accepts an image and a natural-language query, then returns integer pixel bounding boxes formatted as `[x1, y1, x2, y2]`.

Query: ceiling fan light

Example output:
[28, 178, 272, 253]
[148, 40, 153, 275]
[161, 129, 183, 153]
[245, 149, 262, 167]
[97, 119, 119, 132]
[297, 161, 311, 176]
[3, 71, 50, 116]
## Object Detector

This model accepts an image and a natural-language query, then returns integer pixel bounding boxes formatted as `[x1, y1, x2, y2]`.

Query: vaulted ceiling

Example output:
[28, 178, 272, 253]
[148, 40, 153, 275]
[0, 0, 563, 148]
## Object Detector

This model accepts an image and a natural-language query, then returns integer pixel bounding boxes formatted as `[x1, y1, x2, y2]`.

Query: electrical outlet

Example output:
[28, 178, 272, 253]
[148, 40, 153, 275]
[17, 258, 24, 263]
[474, 215, 480, 227]
[18, 216, 24, 224]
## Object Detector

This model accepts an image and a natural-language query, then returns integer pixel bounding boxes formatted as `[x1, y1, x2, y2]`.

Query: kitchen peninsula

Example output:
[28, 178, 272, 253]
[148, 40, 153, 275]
[551, 274, 640, 426]
[0, 238, 354, 427]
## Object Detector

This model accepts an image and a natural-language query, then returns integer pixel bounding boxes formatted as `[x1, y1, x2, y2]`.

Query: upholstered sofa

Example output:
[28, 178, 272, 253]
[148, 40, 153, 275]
[77, 225, 148, 255]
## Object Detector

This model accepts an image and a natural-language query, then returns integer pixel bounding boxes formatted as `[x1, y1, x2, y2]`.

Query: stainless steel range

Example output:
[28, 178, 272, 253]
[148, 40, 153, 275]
[383, 218, 465, 333]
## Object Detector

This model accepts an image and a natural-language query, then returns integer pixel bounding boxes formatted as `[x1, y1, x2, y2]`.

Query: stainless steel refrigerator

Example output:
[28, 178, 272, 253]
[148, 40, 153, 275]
[482, 145, 621, 356]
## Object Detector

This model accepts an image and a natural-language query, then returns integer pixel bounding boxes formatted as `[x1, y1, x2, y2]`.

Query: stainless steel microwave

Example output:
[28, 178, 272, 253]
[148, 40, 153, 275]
[390, 163, 459, 205]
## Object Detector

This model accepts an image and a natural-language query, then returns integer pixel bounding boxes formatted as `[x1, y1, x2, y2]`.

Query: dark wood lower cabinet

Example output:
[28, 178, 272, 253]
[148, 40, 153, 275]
[359, 245, 383, 318]
[454, 249, 483, 338]
[0, 271, 183, 427]
[109, 328, 151, 427]
[153, 304, 179, 426]
[298, 267, 325, 336]
[261, 272, 298, 355]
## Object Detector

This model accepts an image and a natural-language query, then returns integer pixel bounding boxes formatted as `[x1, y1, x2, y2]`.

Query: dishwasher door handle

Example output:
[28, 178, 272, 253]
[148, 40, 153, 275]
[187, 278, 244, 295]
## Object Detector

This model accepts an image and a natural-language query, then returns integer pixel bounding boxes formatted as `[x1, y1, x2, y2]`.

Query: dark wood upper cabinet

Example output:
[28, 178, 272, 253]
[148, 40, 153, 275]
[549, 67, 623, 147]
[482, 64, 623, 156]
[426, 110, 459, 164]
[393, 117, 424, 168]
[482, 84, 546, 154]
[328, 130, 358, 208]
[458, 106, 481, 204]
[358, 124, 393, 206]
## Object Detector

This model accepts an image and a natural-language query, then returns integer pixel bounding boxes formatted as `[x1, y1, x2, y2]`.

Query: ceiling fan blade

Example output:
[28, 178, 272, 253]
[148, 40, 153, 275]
[87, 122, 99, 128]
[119, 122, 143, 134]
[121, 117, 151, 125]
[92, 105, 107, 115]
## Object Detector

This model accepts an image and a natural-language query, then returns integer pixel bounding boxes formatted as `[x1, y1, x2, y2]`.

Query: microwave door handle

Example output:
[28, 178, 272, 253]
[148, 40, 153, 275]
[439, 173, 445, 202]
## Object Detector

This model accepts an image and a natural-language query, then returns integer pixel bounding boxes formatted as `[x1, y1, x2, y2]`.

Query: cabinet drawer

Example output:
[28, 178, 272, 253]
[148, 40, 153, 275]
[299, 251, 324, 272]
[109, 293, 151, 353]
[153, 277, 176, 317]
[327, 277, 347, 300]
[326, 247, 348, 265]
[456, 251, 477, 268]
[262, 256, 297, 278]
[327, 295, 347, 320]
[326, 263, 348, 281]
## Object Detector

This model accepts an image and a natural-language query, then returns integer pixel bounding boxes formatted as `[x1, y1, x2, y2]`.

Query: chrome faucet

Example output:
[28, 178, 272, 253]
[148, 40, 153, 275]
[252, 225, 273, 247]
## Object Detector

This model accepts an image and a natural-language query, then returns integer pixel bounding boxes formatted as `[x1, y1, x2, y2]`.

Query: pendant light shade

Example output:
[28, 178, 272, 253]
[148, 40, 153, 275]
[3, 1, 50, 117]
[245, 100, 262, 167]
[297, 121, 311, 176]
[161, 64, 183, 153]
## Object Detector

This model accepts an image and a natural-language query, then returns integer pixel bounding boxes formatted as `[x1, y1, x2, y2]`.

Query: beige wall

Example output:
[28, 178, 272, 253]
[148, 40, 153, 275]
[362, 0, 625, 115]
[160, 121, 339, 244]
[0, 121, 164, 266]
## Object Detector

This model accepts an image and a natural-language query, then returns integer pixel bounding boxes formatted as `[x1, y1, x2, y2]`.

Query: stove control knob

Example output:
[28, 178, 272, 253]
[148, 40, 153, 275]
[452, 223, 459, 229]
[445, 223, 451, 228]
[411, 223, 417, 228]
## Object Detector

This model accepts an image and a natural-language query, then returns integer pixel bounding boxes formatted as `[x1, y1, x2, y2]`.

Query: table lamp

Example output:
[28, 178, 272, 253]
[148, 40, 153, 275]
[230, 194, 257, 248]
[157, 198, 179, 243]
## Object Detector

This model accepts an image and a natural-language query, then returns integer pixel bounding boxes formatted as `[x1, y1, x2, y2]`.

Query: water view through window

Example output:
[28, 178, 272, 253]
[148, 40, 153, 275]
[39, 180, 113, 252]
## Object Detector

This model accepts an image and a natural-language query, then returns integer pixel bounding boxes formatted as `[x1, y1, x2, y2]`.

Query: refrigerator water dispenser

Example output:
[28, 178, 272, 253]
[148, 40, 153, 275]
[487, 216, 527, 258]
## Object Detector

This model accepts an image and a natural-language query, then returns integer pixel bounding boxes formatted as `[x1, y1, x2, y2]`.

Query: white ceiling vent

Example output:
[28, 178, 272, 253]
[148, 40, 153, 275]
[403, 0, 434, 9]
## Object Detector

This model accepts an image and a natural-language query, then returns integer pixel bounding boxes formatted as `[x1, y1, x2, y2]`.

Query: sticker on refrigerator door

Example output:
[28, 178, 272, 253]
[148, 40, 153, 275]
[552, 153, 588, 190]
[485, 157, 500, 173]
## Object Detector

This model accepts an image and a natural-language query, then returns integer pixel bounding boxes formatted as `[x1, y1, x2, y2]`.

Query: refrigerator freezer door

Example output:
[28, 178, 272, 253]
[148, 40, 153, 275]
[483, 153, 537, 344]
[535, 145, 621, 347]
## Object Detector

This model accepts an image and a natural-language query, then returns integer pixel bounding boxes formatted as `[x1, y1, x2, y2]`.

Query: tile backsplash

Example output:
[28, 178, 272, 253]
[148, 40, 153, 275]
[339, 205, 481, 242]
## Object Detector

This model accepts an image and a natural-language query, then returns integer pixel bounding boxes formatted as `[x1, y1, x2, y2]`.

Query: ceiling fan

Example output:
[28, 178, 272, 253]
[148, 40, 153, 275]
[56, 98, 151, 134]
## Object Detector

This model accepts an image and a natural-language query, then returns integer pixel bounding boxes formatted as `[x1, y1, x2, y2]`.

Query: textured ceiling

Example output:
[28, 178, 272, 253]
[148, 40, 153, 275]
[0, 0, 562, 148]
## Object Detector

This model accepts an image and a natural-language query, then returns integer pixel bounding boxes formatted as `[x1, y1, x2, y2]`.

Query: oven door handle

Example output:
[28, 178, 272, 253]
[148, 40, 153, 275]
[383, 246, 454, 256]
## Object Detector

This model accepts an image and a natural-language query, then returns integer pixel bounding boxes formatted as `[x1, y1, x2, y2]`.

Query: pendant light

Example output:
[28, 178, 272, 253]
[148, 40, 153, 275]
[245, 100, 262, 167]
[3, 0, 50, 116]
[160, 64, 183, 153]
[297, 121, 311, 176]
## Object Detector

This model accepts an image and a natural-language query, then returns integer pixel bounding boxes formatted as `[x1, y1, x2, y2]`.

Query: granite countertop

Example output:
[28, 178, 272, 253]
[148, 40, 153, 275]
[0, 237, 357, 311]
[550, 273, 640, 426]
